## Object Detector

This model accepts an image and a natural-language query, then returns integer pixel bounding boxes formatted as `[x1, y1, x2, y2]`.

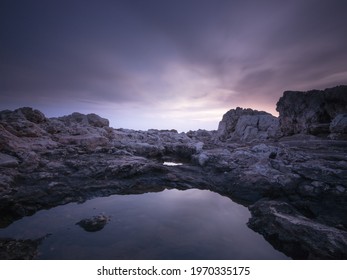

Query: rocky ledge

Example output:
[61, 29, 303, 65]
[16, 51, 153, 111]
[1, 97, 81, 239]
[0, 85, 346, 259]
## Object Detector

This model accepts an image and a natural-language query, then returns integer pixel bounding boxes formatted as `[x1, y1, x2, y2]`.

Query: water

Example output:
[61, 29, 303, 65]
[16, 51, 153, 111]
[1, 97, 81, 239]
[0, 189, 289, 259]
[163, 161, 183, 166]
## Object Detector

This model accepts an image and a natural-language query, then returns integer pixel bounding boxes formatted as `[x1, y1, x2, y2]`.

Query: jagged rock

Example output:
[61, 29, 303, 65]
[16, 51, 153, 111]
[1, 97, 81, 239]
[329, 114, 347, 140]
[86, 113, 110, 128]
[248, 200, 347, 259]
[55, 134, 109, 150]
[276, 85, 347, 136]
[57, 112, 109, 128]
[0, 88, 347, 260]
[186, 129, 216, 148]
[217, 107, 280, 141]
[0, 153, 18, 168]
[15, 107, 47, 124]
[0, 107, 46, 124]
[0, 237, 46, 260]
[104, 156, 163, 178]
[0, 108, 47, 138]
[330, 114, 347, 133]
[112, 128, 202, 159]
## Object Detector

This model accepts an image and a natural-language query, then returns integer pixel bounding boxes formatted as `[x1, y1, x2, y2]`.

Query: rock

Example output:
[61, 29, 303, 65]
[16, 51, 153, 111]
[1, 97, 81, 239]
[0, 107, 46, 124]
[186, 129, 216, 148]
[76, 214, 110, 232]
[0, 110, 47, 138]
[0, 236, 47, 259]
[217, 107, 280, 141]
[127, 142, 164, 157]
[0, 89, 346, 260]
[57, 112, 106, 127]
[102, 156, 167, 179]
[248, 200, 347, 259]
[55, 134, 109, 150]
[86, 113, 109, 128]
[15, 107, 47, 124]
[0, 153, 18, 167]
[276, 85, 347, 136]
[197, 153, 209, 166]
[329, 114, 347, 139]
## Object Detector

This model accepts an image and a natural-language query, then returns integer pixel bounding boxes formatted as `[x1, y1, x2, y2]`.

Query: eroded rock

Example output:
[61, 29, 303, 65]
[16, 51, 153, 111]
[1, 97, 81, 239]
[0, 87, 346, 260]
[217, 107, 280, 142]
[0, 236, 46, 260]
[248, 200, 347, 259]
[276, 85, 347, 137]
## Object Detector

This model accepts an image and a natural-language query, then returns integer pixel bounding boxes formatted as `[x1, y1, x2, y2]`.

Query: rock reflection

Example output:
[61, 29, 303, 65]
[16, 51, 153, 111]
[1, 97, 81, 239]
[0, 189, 289, 260]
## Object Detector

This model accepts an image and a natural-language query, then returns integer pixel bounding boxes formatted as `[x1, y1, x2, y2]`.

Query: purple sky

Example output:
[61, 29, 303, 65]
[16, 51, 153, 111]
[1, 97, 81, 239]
[1, 0, 347, 131]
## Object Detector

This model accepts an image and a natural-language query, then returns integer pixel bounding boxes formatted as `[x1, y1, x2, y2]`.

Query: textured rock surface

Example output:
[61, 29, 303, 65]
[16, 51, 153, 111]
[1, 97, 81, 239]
[76, 214, 110, 232]
[330, 114, 347, 139]
[217, 107, 280, 141]
[276, 85, 347, 137]
[248, 200, 347, 259]
[0, 90, 347, 260]
[0, 236, 46, 259]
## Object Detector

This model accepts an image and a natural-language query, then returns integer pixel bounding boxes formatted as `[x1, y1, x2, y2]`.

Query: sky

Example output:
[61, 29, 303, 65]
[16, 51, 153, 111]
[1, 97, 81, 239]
[1, 0, 347, 131]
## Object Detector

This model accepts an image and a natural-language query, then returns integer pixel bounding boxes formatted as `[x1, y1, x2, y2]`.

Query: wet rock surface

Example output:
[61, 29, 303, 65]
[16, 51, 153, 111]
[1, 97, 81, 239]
[0, 236, 46, 259]
[76, 214, 110, 232]
[0, 85, 346, 259]
[248, 200, 347, 259]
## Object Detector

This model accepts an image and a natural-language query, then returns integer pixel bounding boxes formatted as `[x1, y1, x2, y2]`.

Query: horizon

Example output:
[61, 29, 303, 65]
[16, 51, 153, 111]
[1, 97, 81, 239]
[1, 0, 347, 131]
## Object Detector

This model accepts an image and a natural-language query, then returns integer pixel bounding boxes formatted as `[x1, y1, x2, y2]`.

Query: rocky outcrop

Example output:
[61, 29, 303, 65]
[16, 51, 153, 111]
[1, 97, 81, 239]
[1, 87, 347, 260]
[56, 112, 109, 128]
[217, 107, 280, 142]
[276, 85, 347, 137]
[0, 107, 207, 227]
[0, 236, 47, 259]
[248, 200, 347, 259]
[330, 114, 347, 140]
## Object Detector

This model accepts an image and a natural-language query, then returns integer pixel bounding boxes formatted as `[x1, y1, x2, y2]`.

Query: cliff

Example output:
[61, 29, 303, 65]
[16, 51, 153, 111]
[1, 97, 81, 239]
[276, 85, 347, 139]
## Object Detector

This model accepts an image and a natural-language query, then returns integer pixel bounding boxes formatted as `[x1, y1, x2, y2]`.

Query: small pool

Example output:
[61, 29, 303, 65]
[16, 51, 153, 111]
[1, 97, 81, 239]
[0, 189, 289, 259]
[163, 161, 183, 166]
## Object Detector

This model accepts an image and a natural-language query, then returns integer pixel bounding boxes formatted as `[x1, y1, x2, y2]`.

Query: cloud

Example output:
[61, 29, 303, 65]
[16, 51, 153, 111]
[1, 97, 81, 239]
[1, 0, 347, 130]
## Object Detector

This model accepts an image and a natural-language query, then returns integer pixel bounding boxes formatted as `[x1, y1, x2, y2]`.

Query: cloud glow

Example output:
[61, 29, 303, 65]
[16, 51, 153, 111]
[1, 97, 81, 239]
[1, 0, 346, 131]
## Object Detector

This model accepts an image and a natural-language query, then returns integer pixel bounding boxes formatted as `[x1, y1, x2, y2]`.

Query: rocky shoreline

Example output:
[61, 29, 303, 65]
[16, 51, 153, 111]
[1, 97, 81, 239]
[1, 85, 346, 259]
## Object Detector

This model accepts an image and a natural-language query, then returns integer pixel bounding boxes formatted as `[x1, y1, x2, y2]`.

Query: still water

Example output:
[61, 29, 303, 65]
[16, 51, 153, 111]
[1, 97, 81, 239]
[0, 189, 289, 259]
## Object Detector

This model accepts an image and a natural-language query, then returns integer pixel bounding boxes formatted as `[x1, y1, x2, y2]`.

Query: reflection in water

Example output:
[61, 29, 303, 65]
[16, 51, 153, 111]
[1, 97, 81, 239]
[163, 161, 183, 166]
[0, 189, 289, 259]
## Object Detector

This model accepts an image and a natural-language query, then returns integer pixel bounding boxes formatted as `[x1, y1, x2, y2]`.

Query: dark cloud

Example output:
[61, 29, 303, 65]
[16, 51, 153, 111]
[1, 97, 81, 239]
[1, 0, 347, 130]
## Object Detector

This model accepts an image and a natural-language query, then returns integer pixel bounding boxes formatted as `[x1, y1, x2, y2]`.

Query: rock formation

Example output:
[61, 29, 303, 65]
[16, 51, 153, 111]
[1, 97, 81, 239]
[76, 214, 110, 232]
[276, 85, 347, 138]
[217, 107, 280, 142]
[0, 85, 346, 259]
[0, 236, 47, 259]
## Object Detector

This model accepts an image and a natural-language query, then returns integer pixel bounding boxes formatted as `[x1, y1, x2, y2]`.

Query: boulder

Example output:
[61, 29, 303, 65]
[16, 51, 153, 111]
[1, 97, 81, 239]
[76, 214, 110, 232]
[217, 107, 280, 141]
